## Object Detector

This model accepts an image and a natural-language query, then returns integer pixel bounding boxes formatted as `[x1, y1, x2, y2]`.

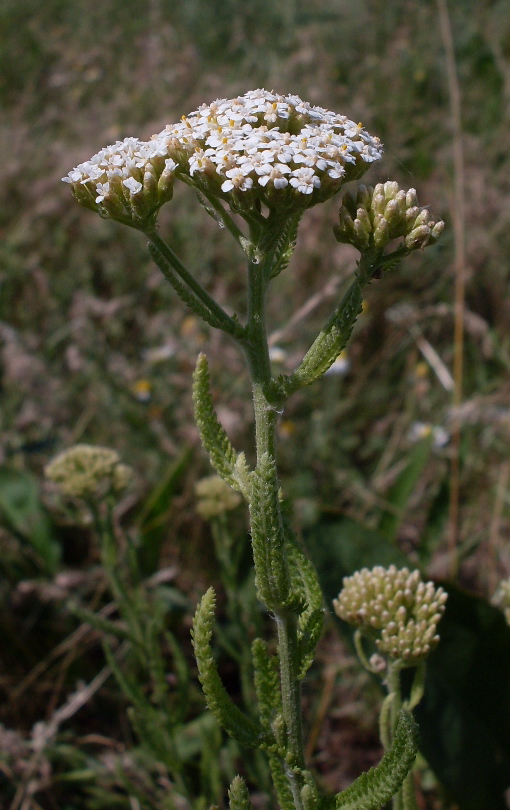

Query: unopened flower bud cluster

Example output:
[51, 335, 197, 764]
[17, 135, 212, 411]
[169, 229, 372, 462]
[63, 90, 383, 225]
[334, 181, 444, 252]
[195, 475, 242, 519]
[45, 445, 133, 501]
[492, 578, 510, 625]
[333, 565, 447, 665]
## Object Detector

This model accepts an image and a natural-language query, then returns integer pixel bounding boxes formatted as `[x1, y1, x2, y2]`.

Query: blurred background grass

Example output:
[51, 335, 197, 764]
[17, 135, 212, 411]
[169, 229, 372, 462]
[1, 0, 510, 807]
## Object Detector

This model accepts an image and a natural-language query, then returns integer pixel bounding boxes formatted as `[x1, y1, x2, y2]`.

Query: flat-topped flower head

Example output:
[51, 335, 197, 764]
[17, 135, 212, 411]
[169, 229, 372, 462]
[64, 90, 383, 227]
[333, 565, 447, 666]
[156, 89, 383, 214]
[45, 444, 133, 501]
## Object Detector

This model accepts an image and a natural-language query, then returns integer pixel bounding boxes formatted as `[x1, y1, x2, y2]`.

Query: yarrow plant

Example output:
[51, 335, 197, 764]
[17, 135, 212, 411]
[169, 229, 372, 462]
[63, 90, 445, 810]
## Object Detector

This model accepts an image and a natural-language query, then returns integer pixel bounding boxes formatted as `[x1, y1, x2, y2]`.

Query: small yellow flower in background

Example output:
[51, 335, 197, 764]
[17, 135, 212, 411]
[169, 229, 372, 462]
[195, 475, 242, 520]
[492, 578, 510, 625]
[414, 361, 429, 379]
[333, 565, 447, 666]
[278, 420, 297, 439]
[132, 379, 152, 402]
[180, 316, 199, 338]
[45, 444, 133, 501]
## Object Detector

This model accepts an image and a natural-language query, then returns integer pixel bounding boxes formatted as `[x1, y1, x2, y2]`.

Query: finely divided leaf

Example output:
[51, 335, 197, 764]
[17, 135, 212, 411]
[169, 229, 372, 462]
[191, 587, 264, 749]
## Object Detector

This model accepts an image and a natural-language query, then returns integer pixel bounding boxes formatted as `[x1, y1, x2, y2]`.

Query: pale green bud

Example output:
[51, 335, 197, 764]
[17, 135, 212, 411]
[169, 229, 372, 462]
[333, 565, 447, 666]
[383, 180, 400, 200]
[335, 181, 444, 254]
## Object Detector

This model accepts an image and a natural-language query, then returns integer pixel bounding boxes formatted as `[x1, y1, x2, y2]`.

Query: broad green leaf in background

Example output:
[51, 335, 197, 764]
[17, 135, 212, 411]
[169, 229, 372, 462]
[305, 516, 409, 601]
[414, 585, 510, 810]
[135, 448, 192, 576]
[0, 466, 60, 574]
[378, 434, 434, 542]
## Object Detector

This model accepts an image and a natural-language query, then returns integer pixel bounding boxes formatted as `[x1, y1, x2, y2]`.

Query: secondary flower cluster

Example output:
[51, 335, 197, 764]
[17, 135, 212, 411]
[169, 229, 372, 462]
[63, 90, 383, 225]
[45, 444, 133, 501]
[62, 137, 177, 227]
[334, 181, 444, 252]
[333, 565, 447, 666]
[195, 475, 242, 519]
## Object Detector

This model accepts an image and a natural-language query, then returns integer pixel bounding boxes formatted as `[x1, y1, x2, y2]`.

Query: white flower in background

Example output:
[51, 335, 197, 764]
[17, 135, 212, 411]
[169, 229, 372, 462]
[45, 445, 133, 500]
[408, 421, 449, 449]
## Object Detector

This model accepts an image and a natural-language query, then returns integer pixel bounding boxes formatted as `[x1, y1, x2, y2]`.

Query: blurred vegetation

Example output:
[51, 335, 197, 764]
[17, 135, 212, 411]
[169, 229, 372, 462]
[1, 0, 510, 807]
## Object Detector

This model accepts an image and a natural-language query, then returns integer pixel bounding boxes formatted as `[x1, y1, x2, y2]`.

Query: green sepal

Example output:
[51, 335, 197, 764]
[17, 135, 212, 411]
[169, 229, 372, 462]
[193, 354, 251, 499]
[249, 453, 290, 607]
[252, 638, 282, 731]
[329, 709, 419, 810]
[228, 775, 254, 810]
[191, 587, 265, 749]
[286, 539, 324, 679]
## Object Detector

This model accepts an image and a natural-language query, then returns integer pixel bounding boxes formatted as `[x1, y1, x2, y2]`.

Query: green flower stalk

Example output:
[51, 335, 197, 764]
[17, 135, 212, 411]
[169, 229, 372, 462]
[64, 89, 444, 810]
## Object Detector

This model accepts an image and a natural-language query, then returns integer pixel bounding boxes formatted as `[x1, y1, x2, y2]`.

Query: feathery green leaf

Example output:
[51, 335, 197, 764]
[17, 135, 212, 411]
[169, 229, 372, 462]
[286, 539, 324, 678]
[193, 354, 249, 496]
[252, 637, 281, 730]
[191, 588, 264, 749]
[330, 709, 419, 810]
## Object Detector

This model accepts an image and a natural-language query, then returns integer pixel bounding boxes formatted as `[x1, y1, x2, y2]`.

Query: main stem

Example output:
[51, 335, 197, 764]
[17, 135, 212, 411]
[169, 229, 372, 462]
[387, 665, 418, 810]
[244, 256, 306, 804]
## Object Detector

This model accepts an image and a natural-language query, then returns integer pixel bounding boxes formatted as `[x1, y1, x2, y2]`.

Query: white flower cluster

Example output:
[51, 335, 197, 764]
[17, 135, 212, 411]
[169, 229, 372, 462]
[62, 136, 177, 225]
[45, 444, 133, 500]
[157, 89, 382, 207]
[333, 565, 447, 665]
[63, 90, 383, 224]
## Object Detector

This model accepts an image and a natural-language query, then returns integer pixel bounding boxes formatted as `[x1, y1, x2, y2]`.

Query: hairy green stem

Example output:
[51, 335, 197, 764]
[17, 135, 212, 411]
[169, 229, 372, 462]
[243, 255, 306, 809]
[145, 229, 243, 338]
[386, 665, 418, 810]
